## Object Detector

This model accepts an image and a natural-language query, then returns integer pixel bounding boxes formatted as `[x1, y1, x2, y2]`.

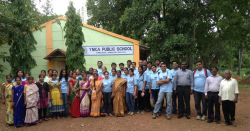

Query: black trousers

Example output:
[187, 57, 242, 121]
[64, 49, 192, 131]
[145, 89, 151, 110]
[103, 92, 112, 114]
[194, 91, 207, 116]
[138, 91, 145, 111]
[222, 100, 235, 124]
[207, 92, 220, 121]
[177, 86, 191, 115]
[39, 108, 47, 119]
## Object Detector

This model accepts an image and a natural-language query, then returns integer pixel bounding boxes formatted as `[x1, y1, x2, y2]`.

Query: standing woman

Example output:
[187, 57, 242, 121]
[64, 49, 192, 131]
[79, 73, 90, 117]
[47, 69, 53, 82]
[90, 73, 103, 117]
[36, 74, 50, 122]
[22, 73, 36, 86]
[122, 68, 129, 81]
[59, 69, 70, 117]
[112, 70, 127, 117]
[2, 75, 14, 126]
[12, 77, 25, 127]
[36, 70, 48, 82]
[135, 66, 146, 114]
[69, 72, 80, 117]
[102, 71, 113, 116]
[100, 66, 107, 79]
[12, 70, 26, 82]
[48, 74, 64, 119]
[24, 76, 39, 125]
[69, 70, 73, 79]
[126, 69, 137, 115]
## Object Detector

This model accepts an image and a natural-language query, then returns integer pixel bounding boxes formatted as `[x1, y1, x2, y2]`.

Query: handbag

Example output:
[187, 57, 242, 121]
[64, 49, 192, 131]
[47, 100, 52, 108]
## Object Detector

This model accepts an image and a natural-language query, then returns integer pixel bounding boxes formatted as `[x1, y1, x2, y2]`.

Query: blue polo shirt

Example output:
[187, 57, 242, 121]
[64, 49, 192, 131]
[102, 78, 113, 93]
[122, 74, 129, 81]
[157, 70, 173, 93]
[60, 77, 69, 93]
[109, 75, 117, 82]
[133, 68, 138, 76]
[126, 76, 137, 94]
[135, 73, 145, 91]
[171, 68, 180, 82]
[121, 70, 125, 75]
[144, 69, 153, 89]
[156, 67, 161, 72]
[194, 68, 211, 92]
[97, 68, 103, 76]
[148, 72, 159, 90]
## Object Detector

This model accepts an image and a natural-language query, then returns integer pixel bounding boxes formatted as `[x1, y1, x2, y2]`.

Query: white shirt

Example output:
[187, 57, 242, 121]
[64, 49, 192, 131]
[218, 78, 239, 101]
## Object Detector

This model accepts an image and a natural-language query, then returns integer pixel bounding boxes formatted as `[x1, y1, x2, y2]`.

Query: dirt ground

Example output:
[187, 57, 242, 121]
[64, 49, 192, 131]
[0, 88, 250, 131]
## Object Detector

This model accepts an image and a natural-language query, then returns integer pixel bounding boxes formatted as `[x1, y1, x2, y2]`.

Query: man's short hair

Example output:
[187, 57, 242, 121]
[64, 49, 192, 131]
[132, 62, 136, 65]
[147, 61, 152, 64]
[151, 65, 156, 68]
[211, 66, 218, 71]
[127, 60, 132, 63]
[97, 61, 103, 64]
[195, 61, 202, 64]
[172, 61, 179, 65]
[119, 63, 124, 66]
[111, 62, 116, 66]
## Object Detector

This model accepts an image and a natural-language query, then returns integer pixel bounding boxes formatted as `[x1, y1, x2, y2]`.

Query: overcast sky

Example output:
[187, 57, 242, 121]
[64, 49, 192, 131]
[35, 0, 87, 16]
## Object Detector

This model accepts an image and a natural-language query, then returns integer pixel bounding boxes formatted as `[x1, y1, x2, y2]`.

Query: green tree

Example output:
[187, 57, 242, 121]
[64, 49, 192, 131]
[6, 0, 41, 75]
[64, 1, 86, 71]
[39, 0, 62, 24]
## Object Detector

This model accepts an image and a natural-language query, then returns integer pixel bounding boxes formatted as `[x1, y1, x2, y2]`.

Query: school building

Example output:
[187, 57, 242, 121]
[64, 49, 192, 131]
[0, 17, 149, 82]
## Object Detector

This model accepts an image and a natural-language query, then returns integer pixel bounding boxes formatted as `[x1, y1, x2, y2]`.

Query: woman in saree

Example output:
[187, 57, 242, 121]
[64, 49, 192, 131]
[69, 72, 80, 117]
[1, 75, 14, 126]
[48, 74, 64, 119]
[112, 70, 127, 117]
[12, 77, 25, 127]
[90, 73, 103, 117]
[24, 76, 39, 125]
[79, 73, 90, 117]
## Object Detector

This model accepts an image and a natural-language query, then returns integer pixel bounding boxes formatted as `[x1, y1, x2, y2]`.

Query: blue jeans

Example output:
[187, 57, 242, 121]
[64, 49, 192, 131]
[61, 93, 68, 115]
[126, 92, 135, 112]
[194, 91, 207, 116]
[151, 89, 162, 112]
[153, 92, 172, 116]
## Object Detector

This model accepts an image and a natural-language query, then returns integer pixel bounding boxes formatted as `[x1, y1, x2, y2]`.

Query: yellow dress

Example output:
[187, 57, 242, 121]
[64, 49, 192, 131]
[3, 82, 14, 124]
[48, 81, 64, 112]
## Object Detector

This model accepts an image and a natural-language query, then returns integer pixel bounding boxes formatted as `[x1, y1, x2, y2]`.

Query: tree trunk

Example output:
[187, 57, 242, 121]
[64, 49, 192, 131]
[237, 47, 244, 75]
[190, 1, 198, 71]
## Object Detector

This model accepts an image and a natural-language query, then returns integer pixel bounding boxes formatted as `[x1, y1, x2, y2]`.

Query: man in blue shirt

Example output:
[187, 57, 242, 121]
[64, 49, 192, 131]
[109, 62, 117, 76]
[127, 60, 132, 69]
[193, 61, 211, 121]
[97, 61, 103, 76]
[132, 62, 138, 76]
[171, 61, 181, 114]
[149, 65, 161, 115]
[119, 63, 125, 75]
[155, 59, 161, 72]
[152, 63, 173, 120]
[143, 61, 153, 112]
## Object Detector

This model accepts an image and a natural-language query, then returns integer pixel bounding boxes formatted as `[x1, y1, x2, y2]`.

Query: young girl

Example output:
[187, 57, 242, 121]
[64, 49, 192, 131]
[90, 73, 103, 117]
[102, 71, 113, 116]
[2, 75, 14, 126]
[12, 77, 25, 127]
[135, 66, 146, 114]
[79, 73, 90, 117]
[122, 68, 129, 81]
[48, 74, 64, 119]
[59, 69, 69, 117]
[47, 69, 53, 82]
[126, 69, 137, 115]
[24, 76, 39, 125]
[22, 73, 35, 86]
[12, 70, 26, 82]
[36, 74, 50, 122]
[69, 72, 80, 117]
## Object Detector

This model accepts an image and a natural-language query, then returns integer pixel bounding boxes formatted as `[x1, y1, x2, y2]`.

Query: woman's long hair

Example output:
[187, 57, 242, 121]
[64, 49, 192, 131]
[15, 70, 25, 79]
[59, 69, 68, 82]
[93, 73, 98, 89]
[138, 66, 145, 77]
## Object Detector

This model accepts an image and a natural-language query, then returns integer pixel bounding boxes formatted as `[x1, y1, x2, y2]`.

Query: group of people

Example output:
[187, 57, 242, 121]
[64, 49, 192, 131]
[1, 59, 239, 128]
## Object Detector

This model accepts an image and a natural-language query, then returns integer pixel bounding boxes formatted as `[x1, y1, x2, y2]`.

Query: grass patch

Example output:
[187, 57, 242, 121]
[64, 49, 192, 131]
[239, 85, 250, 88]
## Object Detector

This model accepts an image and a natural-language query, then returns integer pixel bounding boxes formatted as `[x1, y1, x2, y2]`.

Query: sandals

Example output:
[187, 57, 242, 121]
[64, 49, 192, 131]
[109, 113, 113, 117]
[44, 118, 48, 121]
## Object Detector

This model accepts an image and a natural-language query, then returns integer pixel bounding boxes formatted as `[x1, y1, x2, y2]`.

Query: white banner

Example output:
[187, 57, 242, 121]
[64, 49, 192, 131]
[83, 45, 134, 56]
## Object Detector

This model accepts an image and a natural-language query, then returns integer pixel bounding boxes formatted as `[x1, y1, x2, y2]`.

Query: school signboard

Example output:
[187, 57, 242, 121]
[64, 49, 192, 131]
[83, 45, 134, 56]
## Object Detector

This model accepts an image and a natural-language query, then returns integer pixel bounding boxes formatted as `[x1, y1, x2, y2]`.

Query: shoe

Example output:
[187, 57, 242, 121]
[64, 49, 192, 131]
[201, 115, 206, 121]
[196, 116, 201, 120]
[158, 112, 162, 116]
[186, 115, 191, 119]
[127, 112, 131, 115]
[146, 109, 151, 112]
[172, 111, 177, 114]
[152, 113, 157, 119]
[207, 119, 213, 123]
[141, 110, 145, 114]
[224, 122, 230, 126]
[215, 120, 220, 124]
[130, 112, 134, 115]
[167, 115, 171, 120]
[231, 121, 237, 127]
[137, 110, 141, 114]
[178, 114, 183, 118]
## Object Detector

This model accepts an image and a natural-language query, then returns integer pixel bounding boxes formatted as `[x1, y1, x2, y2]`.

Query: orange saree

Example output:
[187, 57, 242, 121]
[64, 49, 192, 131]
[90, 80, 102, 117]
